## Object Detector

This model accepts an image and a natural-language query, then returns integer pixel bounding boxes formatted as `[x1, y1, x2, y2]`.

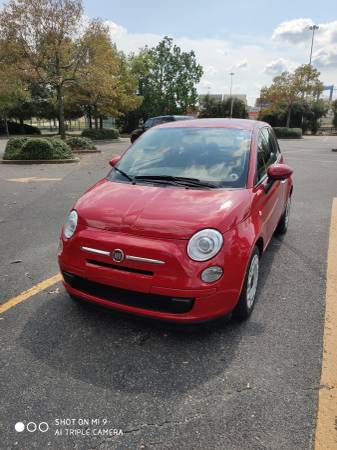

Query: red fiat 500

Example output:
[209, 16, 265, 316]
[58, 119, 293, 322]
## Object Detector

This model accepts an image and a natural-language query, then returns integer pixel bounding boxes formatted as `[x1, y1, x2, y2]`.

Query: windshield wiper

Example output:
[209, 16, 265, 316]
[133, 175, 218, 188]
[113, 166, 134, 182]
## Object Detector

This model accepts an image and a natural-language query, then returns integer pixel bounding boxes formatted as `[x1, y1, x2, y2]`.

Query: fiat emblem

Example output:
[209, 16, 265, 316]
[112, 249, 125, 263]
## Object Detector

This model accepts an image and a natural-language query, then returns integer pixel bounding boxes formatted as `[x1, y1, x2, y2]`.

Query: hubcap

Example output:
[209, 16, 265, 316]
[247, 254, 259, 309]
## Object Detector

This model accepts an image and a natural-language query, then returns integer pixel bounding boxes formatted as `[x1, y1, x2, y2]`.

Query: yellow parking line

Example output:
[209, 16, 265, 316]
[0, 274, 62, 314]
[315, 198, 337, 450]
[6, 177, 62, 183]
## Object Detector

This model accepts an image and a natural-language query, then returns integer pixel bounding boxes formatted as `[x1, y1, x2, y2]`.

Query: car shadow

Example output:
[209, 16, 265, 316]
[19, 236, 283, 398]
[257, 234, 285, 294]
[19, 294, 264, 399]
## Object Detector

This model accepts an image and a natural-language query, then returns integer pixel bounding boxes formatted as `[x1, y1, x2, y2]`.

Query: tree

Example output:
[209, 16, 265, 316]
[259, 64, 324, 127]
[70, 20, 142, 129]
[130, 37, 203, 119]
[332, 100, 337, 128]
[199, 94, 248, 119]
[0, 43, 30, 136]
[0, 0, 86, 139]
[304, 100, 329, 134]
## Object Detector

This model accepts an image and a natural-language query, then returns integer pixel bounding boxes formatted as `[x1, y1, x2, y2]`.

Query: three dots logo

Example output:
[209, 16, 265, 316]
[15, 421, 49, 433]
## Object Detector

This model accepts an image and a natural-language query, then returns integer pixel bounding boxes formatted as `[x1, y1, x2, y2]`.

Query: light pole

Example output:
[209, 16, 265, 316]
[309, 25, 319, 65]
[229, 72, 235, 118]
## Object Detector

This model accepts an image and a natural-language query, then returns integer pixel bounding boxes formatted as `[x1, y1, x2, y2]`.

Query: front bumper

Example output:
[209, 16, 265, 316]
[58, 226, 243, 323]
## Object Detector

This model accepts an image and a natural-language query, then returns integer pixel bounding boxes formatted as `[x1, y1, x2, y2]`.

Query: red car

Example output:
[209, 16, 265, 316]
[58, 119, 293, 323]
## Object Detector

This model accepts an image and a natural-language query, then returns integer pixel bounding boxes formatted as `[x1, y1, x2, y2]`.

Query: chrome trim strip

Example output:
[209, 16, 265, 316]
[81, 246, 110, 256]
[81, 246, 165, 265]
[126, 255, 165, 265]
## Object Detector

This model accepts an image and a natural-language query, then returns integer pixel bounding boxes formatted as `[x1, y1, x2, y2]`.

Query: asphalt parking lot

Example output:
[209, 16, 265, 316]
[1, 135, 337, 450]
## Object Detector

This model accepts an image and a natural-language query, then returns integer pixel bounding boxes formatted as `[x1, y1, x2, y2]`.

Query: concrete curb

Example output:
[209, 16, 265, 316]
[1, 158, 80, 164]
[277, 137, 303, 140]
[92, 138, 121, 144]
[72, 149, 101, 154]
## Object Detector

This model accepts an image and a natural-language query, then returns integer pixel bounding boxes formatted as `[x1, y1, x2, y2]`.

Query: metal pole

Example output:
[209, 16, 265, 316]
[309, 25, 319, 65]
[229, 72, 234, 118]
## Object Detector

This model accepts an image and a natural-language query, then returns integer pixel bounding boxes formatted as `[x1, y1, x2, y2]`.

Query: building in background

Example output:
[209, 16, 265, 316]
[198, 94, 223, 108]
[247, 106, 260, 120]
[198, 93, 248, 112]
[222, 94, 247, 105]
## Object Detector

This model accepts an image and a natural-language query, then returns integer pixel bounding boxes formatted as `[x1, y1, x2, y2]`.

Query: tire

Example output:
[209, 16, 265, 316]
[232, 246, 260, 321]
[276, 195, 291, 234]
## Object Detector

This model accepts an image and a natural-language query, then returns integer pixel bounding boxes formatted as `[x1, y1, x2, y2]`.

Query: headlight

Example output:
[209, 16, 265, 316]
[187, 229, 223, 261]
[63, 210, 78, 239]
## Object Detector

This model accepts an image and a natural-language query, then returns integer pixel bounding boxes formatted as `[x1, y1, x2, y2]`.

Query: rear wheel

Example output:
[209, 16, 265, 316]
[276, 195, 291, 234]
[232, 247, 260, 321]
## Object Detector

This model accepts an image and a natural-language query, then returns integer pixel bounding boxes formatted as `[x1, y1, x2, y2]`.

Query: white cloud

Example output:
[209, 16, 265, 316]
[264, 58, 296, 75]
[204, 65, 218, 76]
[272, 18, 314, 44]
[273, 18, 337, 46]
[98, 19, 337, 104]
[313, 45, 337, 67]
[317, 21, 337, 45]
[272, 18, 337, 68]
[105, 21, 127, 40]
[235, 59, 248, 70]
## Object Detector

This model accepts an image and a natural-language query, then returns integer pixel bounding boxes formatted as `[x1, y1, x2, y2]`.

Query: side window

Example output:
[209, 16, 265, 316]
[267, 128, 281, 157]
[261, 127, 277, 164]
[256, 133, 270, 183]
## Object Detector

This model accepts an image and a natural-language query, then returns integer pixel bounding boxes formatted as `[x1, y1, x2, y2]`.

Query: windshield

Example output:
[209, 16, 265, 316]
[109, 127, 252, 188]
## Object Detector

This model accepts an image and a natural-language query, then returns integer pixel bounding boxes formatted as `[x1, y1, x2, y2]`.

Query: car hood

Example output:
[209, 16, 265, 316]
[75, 179, 251, 239]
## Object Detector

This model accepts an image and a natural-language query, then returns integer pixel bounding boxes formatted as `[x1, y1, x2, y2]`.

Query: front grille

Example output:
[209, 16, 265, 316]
[63, 272, 194, 314]
[86, 259, 154, 276]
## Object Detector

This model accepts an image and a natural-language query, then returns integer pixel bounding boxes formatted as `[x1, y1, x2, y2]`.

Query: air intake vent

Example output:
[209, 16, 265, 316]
[63, 272, 194, 314]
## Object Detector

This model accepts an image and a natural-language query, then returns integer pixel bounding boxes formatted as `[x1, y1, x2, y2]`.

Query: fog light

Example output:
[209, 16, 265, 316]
[201, 266, 223, 283]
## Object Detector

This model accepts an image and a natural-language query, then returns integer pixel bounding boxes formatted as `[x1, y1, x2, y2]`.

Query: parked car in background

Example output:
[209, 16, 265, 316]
[59, 119, 293, 324]
[130, 115, 194, 143]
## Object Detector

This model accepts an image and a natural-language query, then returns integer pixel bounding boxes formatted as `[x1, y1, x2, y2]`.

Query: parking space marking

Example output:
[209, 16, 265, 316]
[6, 177, 62, 183]
[0, 273, 62, 314]
[284, 157, 337, 164]
[315, 198, 337, 450]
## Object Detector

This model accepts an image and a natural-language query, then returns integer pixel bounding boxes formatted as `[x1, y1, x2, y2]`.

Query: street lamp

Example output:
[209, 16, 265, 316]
[309, 25, 319, 65]
[229, 72, 235, 118]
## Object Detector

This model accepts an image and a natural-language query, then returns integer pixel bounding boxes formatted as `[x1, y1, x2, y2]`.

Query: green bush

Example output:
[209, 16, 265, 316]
[3, 137, 29, 160]
[20, 138, 54, 160]
[3, 137, 74, 160]
[81, 128, 119, 140]
[50, 138, 73, 159]
[66, 136, 96, 150]
[273, 127, 302, 139]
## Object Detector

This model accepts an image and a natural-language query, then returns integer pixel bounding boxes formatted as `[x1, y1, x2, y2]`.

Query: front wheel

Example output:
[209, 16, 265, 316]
[232, 247, 260, 321]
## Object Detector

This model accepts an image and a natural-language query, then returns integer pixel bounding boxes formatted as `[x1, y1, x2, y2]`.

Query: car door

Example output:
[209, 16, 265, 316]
[267, 127, 288, 209]
[251, 128, 282, 244]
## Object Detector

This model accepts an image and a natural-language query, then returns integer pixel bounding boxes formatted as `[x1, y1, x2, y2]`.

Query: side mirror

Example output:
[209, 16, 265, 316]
[267, 164, 293, 181]
[109, 155, 121, 167]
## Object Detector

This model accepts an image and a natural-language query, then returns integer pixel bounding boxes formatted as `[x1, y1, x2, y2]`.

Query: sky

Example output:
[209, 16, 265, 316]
[2, 0, 337, 105]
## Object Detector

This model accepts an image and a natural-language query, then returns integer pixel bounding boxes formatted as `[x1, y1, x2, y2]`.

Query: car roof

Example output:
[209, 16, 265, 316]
[156, 118, 269, 130]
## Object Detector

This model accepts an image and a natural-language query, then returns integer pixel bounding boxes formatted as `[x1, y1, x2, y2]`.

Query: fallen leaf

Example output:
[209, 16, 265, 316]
[48, 288, 60, 295]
